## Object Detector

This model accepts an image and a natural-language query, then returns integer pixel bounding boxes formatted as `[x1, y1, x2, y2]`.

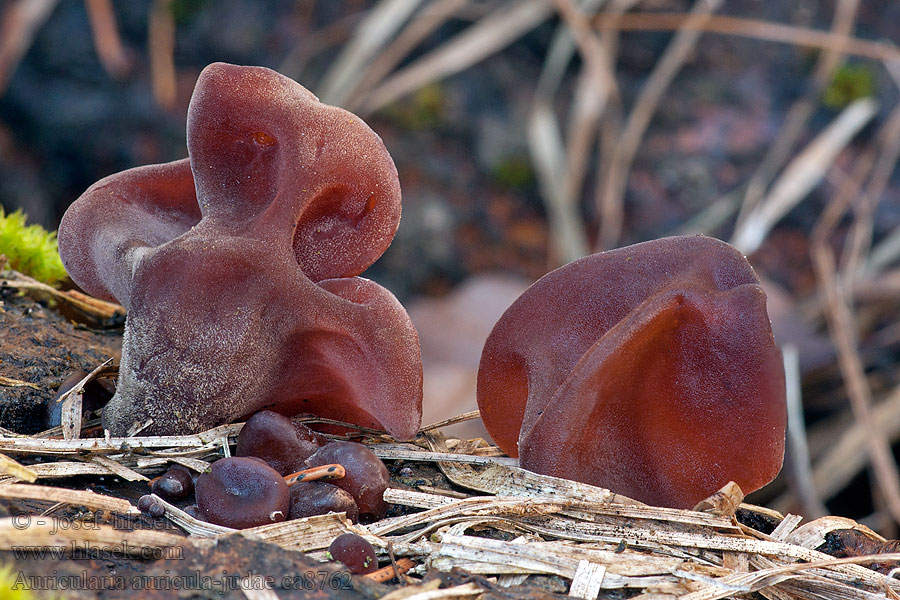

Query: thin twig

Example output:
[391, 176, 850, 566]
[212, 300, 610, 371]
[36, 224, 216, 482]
[782, 345, 827, 519]
[0, 0, 57, 94]
[360, 0, 555, 114]
[148, 0, 176, 109]
[84, 0, 130, 78]
[345, 0, 468, 111]
[732, 0, 860, 236]
[319, 0, 423, 106]
[592, 12, 900, 63]
[841, 103, 900, 279]
[418, 410, 482, 432]
[811, 150, 900, 526]
[732, 97, 877, 254]
[595, 0, 722, 250]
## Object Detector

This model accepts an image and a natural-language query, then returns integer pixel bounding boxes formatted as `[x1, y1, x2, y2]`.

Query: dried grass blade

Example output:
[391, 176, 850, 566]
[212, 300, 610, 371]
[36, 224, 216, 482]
[0, 0, 57, 93]
[418, 410, 482, 432]
[152, 494, 235, 536]
[678, 553, 900, 600]
[91, 455, 149, 482]
[149, 0, 176, 109]
[812, 167, 900, 525]
[731, 0, 860, 233]
[554, 0, 617, 227]
[361, 0, 554, 114]
[0, 482, 139, 514]
[0, 376, 39, 390]
[0, 516, 184, 552]
[2, 460, 109, 481]
[568, 559, 606, 598]
[84, 0, 130, 78]
[529, 82, 590, 264]
[780, 382, 900, 510]
[840, 100, 900, 278]
[319, 0, 423, 105]
[371, 446, 517, 466]
[782, 344, 827, 518]
[592, 13, 900, 63]
[0, 453, 37, 482]
[346, 0, 468, 110]
[54, 358, 114, 441]
[733, 98, 877, 253]
[0, 422, 242, 455]
[866, 224, 900, 275]
[244, 512, 380, 552]
[596, 0, 722, 250]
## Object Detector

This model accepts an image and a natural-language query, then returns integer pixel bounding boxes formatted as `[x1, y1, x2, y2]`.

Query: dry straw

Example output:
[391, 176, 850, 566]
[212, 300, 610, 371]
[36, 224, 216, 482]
[0, 413, 897, 599]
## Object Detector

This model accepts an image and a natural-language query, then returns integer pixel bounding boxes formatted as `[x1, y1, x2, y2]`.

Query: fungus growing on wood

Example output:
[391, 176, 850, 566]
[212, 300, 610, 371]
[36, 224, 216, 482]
[194, 456, 289, 529]
[328, 533, 378, 575]
[150, 464, 194, 501]
[476, 235, 787, 508]
[288, 481, 359, 523]
[57, 62, 422, 439]
[303, 441, 390, 519]
[235, 410, 327, 476]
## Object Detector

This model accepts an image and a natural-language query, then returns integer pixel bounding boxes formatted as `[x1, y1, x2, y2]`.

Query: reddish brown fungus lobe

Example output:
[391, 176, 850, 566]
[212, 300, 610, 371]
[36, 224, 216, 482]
[58, 63, 422, 438]
[476, 235, 786, 509]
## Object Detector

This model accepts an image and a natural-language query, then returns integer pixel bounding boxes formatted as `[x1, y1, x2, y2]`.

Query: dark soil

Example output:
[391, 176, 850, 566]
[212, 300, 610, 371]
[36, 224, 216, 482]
[0, 284, 121, 433]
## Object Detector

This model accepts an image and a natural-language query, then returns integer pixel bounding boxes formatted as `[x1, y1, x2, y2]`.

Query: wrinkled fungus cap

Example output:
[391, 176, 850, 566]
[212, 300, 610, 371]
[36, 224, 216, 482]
[58, 63, 422, 439]
[476, 235, 787, 508]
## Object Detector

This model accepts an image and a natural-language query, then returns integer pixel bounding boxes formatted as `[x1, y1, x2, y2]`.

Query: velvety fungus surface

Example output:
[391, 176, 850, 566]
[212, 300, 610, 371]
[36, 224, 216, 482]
[476, 235, 787, 508]
[58, 62, 422, 439]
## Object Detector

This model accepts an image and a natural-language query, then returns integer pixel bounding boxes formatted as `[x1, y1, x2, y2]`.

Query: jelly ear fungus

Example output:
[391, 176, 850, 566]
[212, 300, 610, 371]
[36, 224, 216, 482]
[58, 63, 422, 439]
[476, 235, 787, 509]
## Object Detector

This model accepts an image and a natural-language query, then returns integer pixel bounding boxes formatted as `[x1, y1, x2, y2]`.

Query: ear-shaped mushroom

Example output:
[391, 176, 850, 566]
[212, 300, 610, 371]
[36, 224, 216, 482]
[195, 457, 290, 529]
[58, 63, 422, 439]
[477, 235, 786, 508]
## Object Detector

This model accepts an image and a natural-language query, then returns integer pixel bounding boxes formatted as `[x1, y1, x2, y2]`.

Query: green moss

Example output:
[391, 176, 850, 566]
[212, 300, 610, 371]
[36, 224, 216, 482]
[0, 563, 35, 599]
[385, 83, 447, 130]
[824, 64, 875, 109]
[492, 156, 535, 190]
[0, 207, 67, 285]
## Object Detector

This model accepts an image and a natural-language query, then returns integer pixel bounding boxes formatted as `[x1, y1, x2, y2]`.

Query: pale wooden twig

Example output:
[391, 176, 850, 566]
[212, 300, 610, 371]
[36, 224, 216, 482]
[52, 358, 115, 441]
[0, 376, 39, 390]
[0, 272, 125, 321]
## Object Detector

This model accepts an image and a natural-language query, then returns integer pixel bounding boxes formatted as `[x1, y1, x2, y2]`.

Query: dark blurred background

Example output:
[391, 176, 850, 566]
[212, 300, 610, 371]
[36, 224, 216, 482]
[2, 0, 900, 532]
